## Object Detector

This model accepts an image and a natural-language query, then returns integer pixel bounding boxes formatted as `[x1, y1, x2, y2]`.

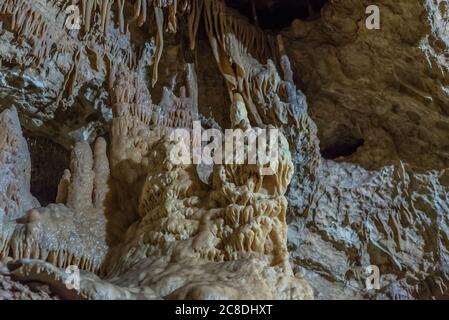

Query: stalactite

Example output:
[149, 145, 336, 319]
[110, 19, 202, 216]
[100, 0, 113, 34]
[0, 0, 201, 85]
[84, 0, 95, 33]
[204, 0, 277, 64]
[1, 0, 55, 65]
[152, 5, 164, 87]
[138, 0, 147, 27]
[167, 0, 178, 33]
[203, 0, 287, 127]
[133, 0, 142, 20]
[117, 0, 125, 33]
[56, 48, 81, 105]
[187, 0, 203, 50]
[81, 0, 87, 27]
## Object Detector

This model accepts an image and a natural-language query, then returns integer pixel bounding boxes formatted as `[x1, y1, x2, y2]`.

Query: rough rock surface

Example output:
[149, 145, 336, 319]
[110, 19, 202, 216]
[0, 0, 314, 300]
[0, 275, 58, 300]
[0, 0, 448, 300]
[0, 260, 59, 300]
[284, 0, 449, 300]
[285, 0, 449, 170]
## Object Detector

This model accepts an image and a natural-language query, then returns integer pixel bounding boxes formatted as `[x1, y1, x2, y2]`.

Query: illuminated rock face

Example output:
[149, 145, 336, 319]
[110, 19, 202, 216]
[0, 0, 448, 300]
[0, 0, 314, 300]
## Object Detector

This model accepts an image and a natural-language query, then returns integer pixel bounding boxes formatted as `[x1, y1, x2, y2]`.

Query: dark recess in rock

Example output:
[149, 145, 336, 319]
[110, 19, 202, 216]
[24, 133, 70, 206]
[225, 0, 328, 30]
[321, 138, 365, 159]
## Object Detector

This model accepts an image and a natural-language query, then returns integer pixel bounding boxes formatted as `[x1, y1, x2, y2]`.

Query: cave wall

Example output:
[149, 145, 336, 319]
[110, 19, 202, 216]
[0, 0, 448, 300]
[284, 0, 449, 299]
[285, 0, 449, 170]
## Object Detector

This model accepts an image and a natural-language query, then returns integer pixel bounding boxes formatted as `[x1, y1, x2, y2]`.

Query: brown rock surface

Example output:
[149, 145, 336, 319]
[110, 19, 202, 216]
[0, 0, 448, 300]
[284, 0, 449, 299]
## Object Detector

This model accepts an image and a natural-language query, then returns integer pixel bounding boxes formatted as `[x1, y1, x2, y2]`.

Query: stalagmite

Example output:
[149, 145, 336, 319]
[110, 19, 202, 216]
[93, 137, 110, 209]
[67, 142, 94, 211]
[56, 170, 71, 204]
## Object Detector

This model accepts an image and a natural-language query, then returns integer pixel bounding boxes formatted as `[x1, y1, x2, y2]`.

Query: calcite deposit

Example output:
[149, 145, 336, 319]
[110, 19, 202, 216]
[0, 0, 448, 300]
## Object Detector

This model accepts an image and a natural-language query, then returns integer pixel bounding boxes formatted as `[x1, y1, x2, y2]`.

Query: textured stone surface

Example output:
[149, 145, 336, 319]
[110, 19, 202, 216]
[0, 0, 448, 300]
[284, 0, 449, 299]
[0, 275, 59, 300]
[25, 134, 70, 206]
[284, 0, 449, 170]
[0, 0, 313, 300]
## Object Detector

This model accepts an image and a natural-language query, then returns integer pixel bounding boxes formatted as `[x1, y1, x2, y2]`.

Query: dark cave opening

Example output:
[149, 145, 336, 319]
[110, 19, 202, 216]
[24, 133, 70, 206]
[225, 0, 328, 30]
[321, 138, 365, 160]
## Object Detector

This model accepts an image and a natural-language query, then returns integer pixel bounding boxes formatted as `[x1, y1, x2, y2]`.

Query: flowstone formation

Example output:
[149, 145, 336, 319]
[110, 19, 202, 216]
[0, 69, 311, 300]
[0, 0, 448, 301]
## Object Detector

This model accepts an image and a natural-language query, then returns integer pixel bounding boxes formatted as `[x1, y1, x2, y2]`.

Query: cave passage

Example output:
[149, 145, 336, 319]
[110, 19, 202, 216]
[225, 0, 328, 30]
[25, 134, 70, 206]
[321, 138, 365, 160]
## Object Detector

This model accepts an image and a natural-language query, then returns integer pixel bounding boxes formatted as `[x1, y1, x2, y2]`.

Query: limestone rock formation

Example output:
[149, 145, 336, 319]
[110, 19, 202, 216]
[0, 0, 448, 300]
[284, 0, 449, 300]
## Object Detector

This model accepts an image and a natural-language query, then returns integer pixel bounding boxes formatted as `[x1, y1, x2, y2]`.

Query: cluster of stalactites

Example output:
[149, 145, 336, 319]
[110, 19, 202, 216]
[0, 0, 201, 87]
[77, 0, 202, 85]
[204, 0, 278, 67]
[0, 0, 281, 90]
[0, 0, 61, 65]
[203, 0, 286, 126]
[110, 62, 198, 130]
[76, 0, 184, 34]
[78, 0, 275, 80]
